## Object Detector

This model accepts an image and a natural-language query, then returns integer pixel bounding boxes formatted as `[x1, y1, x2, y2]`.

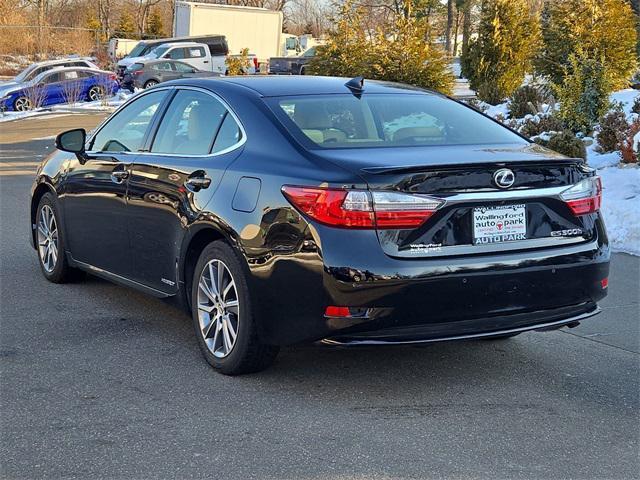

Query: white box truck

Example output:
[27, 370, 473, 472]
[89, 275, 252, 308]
[173, 2, 284, 61]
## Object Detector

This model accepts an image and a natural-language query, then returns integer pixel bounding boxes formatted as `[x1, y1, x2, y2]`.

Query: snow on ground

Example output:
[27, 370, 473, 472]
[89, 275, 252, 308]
[0, 90, 133, 123]
[597, 166, 640, 256]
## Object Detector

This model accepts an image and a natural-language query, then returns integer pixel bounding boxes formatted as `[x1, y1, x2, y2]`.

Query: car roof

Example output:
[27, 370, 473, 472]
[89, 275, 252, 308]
[157, 42, 204, 48]
[175, 75, 441, 98]
[31, 57, 94, 67]
[33, 66, 108, 80]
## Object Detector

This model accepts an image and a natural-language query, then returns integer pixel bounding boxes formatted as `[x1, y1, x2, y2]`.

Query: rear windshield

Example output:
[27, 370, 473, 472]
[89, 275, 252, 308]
[128, 43, 148, 58]
[268, 94, 525, 148]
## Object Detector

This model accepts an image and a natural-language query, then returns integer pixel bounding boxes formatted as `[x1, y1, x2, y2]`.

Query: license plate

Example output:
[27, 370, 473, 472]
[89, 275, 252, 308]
[473, 204, 526, 244]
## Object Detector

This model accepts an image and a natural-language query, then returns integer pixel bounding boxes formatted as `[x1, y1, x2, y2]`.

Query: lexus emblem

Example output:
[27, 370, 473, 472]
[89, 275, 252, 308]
[493, 168, 515, 189]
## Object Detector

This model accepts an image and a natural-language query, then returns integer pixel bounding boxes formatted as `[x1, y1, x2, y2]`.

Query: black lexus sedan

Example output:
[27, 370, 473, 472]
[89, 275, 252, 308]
[29, 76, 610, 375]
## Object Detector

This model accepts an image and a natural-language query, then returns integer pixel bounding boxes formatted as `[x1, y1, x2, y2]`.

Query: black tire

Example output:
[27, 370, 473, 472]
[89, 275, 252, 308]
[191, 241, 279, 375]
[144, 80, 158, 89]
[299, 66, 306, 75]
[35, 193, 81, 283]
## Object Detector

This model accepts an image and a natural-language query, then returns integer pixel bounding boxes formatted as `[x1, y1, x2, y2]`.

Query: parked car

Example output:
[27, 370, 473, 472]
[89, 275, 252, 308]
[31, 76, 609, 375]
[122, 59, 221, 91]
[117, 35, 228, 78]
[0, 57, 99, 97]
[268, 46, 317, 75]
[1, 67, 118, 111]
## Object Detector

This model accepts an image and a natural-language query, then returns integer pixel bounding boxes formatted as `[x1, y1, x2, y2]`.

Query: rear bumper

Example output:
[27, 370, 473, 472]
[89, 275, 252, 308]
[250, 219, 609, 346]
[323, 302, 600, 345]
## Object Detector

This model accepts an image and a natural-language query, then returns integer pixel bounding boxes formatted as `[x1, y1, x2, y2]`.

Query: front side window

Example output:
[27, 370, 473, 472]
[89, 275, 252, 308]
[168, 48, 186, 60]
[90, 90, 167, 153]
[150, 90, 227, 155]
[270, 94, 525, 148]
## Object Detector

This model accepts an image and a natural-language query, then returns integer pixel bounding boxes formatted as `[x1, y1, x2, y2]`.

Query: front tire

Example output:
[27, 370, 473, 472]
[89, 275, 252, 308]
[14, 96, 32, 111]
[35, 193, 78, 283]
[191, 241, 278, 375]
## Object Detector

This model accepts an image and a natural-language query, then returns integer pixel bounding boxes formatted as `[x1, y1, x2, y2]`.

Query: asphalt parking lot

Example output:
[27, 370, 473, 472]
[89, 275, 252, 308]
[1, 114, 639, 479]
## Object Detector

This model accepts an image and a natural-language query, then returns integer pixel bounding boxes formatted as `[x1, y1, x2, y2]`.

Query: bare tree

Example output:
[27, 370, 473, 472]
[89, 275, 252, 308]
[62, 78, 84, 106]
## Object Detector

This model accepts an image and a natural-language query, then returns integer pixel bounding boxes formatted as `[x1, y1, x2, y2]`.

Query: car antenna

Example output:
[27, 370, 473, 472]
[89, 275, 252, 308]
[345, 76, 364, 96]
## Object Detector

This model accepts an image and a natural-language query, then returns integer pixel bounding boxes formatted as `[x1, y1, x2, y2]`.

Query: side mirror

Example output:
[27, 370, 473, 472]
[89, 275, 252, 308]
[56, 128, 88, 163]
[56, 128, 86, 153]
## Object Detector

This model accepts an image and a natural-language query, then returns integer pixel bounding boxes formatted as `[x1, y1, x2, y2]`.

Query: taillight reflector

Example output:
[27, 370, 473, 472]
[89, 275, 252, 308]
[560, 177, 602, 215]
[281, 186, 443, 229]
[325, 306, 351, 317]
[600, 277, 608, 289]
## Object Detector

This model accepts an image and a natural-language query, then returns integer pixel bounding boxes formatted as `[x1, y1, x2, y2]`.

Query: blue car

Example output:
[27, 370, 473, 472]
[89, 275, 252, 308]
[0, 67, 119, 112]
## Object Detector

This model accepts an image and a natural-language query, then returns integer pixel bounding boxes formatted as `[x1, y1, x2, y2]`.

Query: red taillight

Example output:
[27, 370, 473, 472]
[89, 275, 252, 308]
[253, 57, 259, 69]
[561, 177, 602, 215]
[132, 70, 143, 76]
[601, 277, 609, 289]
[281, 186, 444, 229]
[325, 306, 351, 317]
[109, 73, 117, 80]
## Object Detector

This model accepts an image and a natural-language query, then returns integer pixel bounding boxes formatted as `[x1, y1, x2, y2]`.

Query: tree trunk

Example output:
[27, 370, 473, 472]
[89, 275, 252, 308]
[453, 10, 461, 56]
[462, 0, 472, 57]
[445, 0, 454, 55]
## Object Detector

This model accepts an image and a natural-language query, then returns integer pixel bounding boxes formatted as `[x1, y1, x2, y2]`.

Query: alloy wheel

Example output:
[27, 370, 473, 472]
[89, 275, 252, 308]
[145, 81, 158, 89]
[197, 259, 240, 358]
[14, 97, 32, 111]
[37, 205, 58, 273]
[88, 86, 103, 101]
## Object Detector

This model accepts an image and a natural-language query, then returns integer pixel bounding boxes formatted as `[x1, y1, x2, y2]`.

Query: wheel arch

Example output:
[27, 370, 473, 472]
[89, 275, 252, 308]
[179, 222, 245, 311]
[30, 181, 56, 249]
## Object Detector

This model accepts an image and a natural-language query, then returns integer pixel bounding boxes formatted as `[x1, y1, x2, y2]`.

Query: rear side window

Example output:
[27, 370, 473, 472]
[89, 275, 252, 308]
[150, 90, 227, 155]
[212, 114, 242, 153]
[152, 62, 173, 71]
[269, 94, 525, 149]
[188, 47, 205, 58]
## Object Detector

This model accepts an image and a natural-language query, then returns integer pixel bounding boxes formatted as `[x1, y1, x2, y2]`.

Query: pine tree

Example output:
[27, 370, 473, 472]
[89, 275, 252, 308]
[462, 0, 540, 104]
[308, 0, 454, 94]
[116, 11, 136, 38]
[536, 0, 638, 90]
[145, 9, 165, 38]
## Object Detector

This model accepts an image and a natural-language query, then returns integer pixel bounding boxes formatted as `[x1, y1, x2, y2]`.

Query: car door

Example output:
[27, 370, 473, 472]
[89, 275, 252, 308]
[62, 89, 170, 278]
[38, 71, 63, 106]
[126, 87, 245, 293]
[154, 61, 180, 83]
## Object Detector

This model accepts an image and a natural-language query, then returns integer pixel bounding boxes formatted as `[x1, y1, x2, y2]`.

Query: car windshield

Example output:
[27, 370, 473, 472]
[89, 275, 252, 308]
[269, 93, 525, 149]
[14, 64, 39, 82]
[128, 43, 148, 58]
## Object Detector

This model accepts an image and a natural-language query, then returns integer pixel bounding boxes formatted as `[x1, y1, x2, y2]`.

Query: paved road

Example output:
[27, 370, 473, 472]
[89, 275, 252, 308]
[1, 115, 639, 479]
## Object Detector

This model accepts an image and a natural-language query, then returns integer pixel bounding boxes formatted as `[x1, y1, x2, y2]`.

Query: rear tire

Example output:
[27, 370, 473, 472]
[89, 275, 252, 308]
[35, 193, 82, 283]
[144, 80, 158, 89]
[191, 241, 279, 375]
[87, 86, 104, 101]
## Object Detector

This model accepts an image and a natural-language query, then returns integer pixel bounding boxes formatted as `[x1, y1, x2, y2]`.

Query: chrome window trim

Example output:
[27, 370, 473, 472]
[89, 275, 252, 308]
[86, 85, 247, 159]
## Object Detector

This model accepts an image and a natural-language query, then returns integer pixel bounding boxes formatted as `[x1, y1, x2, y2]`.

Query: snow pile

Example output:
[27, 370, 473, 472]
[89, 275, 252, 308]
[598, 166, 640, 255]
